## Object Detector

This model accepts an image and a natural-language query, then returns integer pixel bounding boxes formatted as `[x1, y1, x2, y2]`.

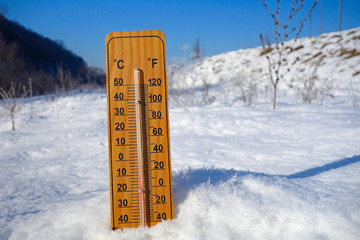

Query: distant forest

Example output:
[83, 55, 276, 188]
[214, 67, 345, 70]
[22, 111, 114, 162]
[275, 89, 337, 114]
[0, 14, 105, 97]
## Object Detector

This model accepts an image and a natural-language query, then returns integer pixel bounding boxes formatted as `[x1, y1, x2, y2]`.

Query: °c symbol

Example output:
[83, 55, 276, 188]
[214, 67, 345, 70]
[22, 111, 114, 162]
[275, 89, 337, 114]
[116, 59, 124, 69]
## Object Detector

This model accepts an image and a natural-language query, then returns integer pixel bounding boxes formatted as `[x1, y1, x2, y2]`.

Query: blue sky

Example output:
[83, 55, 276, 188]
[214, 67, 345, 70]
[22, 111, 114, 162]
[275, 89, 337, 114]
[3, 0, 360, 70]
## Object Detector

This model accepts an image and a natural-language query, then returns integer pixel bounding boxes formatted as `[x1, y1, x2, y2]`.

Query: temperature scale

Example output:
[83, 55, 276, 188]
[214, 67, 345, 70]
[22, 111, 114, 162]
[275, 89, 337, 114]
[105, 30, 173, 229]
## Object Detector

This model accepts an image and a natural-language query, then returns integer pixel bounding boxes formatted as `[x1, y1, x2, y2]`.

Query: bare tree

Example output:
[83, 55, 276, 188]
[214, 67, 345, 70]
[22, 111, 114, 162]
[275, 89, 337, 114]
[260, 0, 318, 109]
[309, 14, 312, 37]
[225, 74, 258, 107]
[319, 0, 323, 35]
[28, 78, 34, 118]
[293, 56, 334, 104]
[338, 0, 342, 31]
[294, 58, 320, 103]
[56, 63, 79, 94]
[200, 75, 216, 105]
[192, 37, 201, 60]
[348, 79, 360, 107]
[0, 82, 28, 131]
[84, 66, 106, 87]
[168, 71, 196, 110]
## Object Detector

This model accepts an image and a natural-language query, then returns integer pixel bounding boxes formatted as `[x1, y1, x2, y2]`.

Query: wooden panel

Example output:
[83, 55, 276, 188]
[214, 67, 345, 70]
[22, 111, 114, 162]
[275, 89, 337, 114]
[105, 30, 173, 230]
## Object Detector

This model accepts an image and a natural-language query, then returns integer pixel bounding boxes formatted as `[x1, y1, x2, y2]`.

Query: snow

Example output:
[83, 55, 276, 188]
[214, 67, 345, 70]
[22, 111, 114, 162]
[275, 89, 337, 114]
[1, 92, 359, 240]
[1, 27, 360, 239]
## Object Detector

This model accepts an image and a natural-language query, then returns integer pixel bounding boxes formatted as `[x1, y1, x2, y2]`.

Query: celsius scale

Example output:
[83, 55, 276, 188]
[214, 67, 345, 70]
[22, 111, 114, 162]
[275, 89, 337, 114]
[105, 30, 173, 229]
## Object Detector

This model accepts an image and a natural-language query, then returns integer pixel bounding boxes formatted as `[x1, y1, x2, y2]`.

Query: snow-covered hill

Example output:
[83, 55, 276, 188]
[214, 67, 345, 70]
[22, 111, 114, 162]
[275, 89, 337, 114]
[191, 27, 360, 81]
[172, 27, 360, 83]
[0, 28, 360, 240]
[168, 27, 360, 108]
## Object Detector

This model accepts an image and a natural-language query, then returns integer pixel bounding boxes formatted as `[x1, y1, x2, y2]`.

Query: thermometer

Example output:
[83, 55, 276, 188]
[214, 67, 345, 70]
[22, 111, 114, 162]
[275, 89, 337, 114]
[105, 30, 173, 229]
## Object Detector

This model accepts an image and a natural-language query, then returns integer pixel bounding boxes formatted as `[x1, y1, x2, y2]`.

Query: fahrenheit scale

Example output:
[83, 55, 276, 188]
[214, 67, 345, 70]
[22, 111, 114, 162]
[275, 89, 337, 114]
[105, 30, 173, 230]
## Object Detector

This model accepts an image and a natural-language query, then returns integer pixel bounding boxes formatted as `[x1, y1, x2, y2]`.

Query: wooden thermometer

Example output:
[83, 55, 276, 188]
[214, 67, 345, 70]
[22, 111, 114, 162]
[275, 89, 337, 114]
[105, 30, 173, 229]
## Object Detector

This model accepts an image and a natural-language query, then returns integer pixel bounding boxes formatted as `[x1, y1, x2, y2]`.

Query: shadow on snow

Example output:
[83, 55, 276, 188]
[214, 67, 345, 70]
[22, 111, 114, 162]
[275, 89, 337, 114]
[172, 155, 360, 215]
[286, 155, 360, 179]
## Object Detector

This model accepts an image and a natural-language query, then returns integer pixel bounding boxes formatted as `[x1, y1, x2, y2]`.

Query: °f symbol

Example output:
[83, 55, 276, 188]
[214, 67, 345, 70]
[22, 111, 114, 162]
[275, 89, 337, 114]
[148, 58, 158, 68]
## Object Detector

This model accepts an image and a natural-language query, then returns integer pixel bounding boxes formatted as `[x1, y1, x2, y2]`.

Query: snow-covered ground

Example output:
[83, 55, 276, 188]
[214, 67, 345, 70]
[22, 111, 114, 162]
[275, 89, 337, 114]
[1, 27, 360, 239]
[0, 90, 359, 240]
